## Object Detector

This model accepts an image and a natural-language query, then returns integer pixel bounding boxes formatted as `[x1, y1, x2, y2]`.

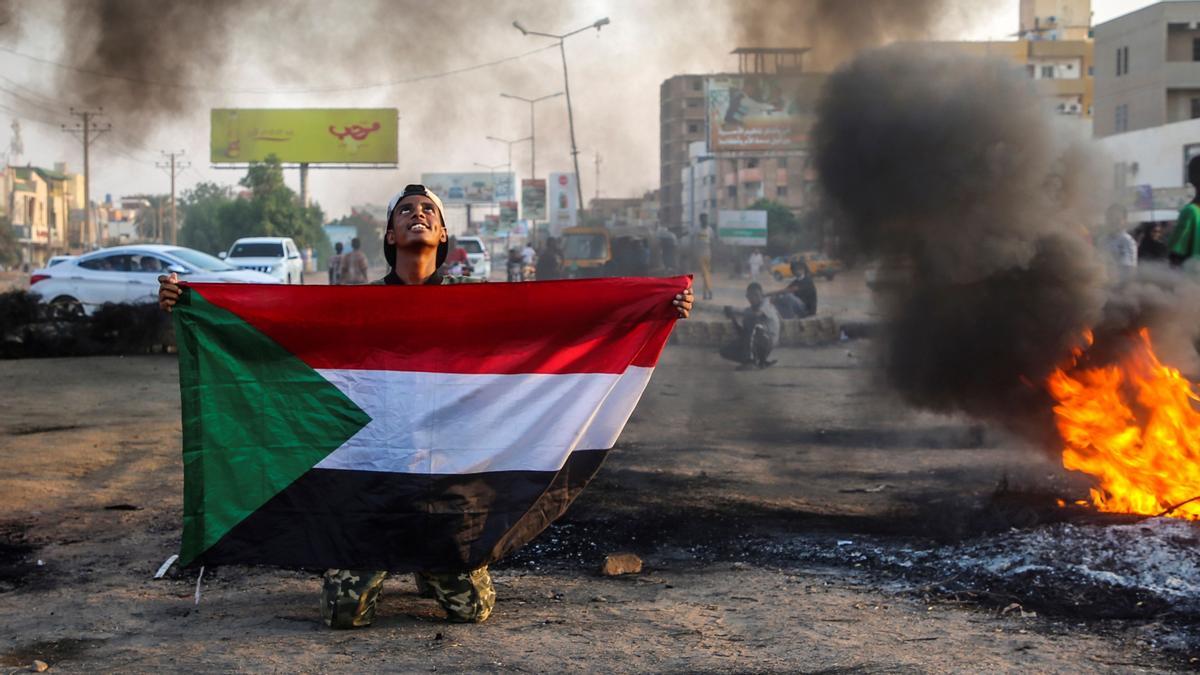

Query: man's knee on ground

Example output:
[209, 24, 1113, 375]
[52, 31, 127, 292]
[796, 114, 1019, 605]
[418, 567, 496, 623]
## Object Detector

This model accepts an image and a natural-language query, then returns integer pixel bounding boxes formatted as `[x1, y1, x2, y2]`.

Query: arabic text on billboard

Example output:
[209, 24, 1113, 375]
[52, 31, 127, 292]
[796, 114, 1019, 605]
[421, 172, 515, 204]
[521, 179, 547, 220]
[211, 109, 398, 164]
[707, 77, 808, 152]
[717, 210, 768, 246]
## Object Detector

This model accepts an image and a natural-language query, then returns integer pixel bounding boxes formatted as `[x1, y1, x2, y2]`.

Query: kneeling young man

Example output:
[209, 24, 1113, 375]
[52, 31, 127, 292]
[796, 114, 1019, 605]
[159, 184, 693, 627]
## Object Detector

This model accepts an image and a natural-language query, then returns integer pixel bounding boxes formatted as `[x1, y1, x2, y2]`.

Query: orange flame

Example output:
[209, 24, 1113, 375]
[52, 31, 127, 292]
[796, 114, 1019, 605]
[1047, 328, 1200, 520]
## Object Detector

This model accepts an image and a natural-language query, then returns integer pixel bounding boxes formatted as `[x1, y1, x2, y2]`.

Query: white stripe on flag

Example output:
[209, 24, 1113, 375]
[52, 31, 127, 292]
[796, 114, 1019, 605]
[313, 366, 654, 475]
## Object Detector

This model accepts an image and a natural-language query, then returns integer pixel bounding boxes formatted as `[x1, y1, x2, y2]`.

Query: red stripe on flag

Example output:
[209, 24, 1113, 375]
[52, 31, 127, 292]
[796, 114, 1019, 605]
[187, 276, 689, 375]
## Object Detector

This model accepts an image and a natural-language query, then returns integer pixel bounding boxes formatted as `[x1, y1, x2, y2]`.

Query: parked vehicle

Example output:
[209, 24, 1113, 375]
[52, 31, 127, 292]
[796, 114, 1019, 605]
[220, 237, 305, 284]
[29, 244, 277, 316]
[771, 251, 844, 281]
[561, 226, 612, 278]
[455, 236, 491, 279]
[46, 255, 77, 267]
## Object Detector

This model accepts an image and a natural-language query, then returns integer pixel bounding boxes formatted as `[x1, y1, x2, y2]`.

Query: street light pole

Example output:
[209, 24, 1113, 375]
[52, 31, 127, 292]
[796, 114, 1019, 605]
[486, 135, 532, 179]
[499, 91, 563, 181]
[513, 17, 609, 210]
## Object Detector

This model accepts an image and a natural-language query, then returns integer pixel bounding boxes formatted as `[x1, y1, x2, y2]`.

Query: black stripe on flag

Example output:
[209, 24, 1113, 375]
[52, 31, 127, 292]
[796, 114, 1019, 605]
[196, 449, 609, 571]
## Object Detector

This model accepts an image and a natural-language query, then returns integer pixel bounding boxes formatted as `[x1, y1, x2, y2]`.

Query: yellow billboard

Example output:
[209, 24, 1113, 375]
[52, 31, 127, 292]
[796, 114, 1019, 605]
[210, 109, 398, 164]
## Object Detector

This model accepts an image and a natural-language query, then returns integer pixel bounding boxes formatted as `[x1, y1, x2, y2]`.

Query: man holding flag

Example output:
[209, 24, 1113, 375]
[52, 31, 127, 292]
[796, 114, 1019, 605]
[159, 184, 693, 628]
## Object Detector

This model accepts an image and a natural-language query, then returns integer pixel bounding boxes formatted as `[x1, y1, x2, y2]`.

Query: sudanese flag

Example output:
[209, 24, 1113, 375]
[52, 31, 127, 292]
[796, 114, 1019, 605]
[172, 276, 686, 571]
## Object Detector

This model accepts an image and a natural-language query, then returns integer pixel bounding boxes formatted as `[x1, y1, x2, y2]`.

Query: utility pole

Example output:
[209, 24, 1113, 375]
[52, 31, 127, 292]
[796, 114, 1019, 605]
[157, 150, 189, 244]
[513, 17, 609, 210]
[594, 152, 601, 201]
[62, 108, 111, 250]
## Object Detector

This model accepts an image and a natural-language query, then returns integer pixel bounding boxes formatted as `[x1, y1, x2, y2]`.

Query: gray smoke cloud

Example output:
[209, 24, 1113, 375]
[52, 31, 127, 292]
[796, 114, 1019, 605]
[731, 0, 952, 69]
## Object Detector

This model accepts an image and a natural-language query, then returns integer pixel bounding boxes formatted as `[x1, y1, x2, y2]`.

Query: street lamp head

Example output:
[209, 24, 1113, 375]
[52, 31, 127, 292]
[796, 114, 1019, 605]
[593, 17, 610, 31]
[513, 20, 528, 35]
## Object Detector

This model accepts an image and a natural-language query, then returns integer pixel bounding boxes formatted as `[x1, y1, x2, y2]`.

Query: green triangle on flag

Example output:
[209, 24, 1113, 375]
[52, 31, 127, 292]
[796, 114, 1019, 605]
[174, 290, 371, 566]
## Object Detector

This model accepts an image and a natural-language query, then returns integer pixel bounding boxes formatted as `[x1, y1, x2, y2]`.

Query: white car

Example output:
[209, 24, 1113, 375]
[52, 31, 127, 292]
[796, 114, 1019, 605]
[221, 237, 305, 284]
[29, 244, 277, 316]
[455, 236, 491, 279]
[46, 255, 77, 267]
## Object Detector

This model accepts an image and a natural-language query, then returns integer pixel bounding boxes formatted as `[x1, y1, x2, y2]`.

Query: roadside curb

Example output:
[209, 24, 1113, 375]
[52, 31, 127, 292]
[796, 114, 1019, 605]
[670, 316, 840, 347]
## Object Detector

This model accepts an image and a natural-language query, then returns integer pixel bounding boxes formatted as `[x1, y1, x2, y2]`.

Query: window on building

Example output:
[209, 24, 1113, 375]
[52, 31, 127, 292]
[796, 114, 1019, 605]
[691, 80, 703, 91]
[687, 123, 699, 134]
[1191, 98, 1200, 120]
[685, 98, 703, 108]
[1115, 103, 1129, 132]
[727, 186, 737, 199]
[1193, 37, 1200, 62]
[747, 158, 759, 168]
[1116, 46, 1130, 76]
[776, 186, 788, 198]
[1041, 65, 1055, 79]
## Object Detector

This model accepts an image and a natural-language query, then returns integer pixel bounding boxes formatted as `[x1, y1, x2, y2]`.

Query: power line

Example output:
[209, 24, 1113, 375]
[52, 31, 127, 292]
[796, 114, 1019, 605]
[0, 43, 559, 95]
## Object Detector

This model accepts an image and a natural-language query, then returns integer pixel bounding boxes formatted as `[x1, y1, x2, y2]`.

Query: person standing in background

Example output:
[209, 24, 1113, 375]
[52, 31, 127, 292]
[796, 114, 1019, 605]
[695, 217, 713, 300]
[328, 242, 344, 285]
[339, 237, 370, 285]
[748, 249, 764, 280]
[1168, 156, 1200, 269]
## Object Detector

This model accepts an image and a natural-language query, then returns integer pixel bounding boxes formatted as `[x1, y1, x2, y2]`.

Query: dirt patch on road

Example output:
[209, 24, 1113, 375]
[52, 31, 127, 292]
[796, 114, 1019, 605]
[0, 351, 1194, 671]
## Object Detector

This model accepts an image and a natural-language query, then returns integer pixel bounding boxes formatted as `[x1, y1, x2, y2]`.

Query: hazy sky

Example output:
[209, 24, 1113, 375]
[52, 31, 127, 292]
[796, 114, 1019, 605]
[0, 0, 1160, 222]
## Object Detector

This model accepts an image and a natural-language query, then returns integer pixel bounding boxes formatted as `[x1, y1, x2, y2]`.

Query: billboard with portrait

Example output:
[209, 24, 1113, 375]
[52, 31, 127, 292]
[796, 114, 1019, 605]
[521, 179, 547, 220]
[706, 76, 815, 152]
[211, 109, 398, 163]
[421, 172, 515, 204]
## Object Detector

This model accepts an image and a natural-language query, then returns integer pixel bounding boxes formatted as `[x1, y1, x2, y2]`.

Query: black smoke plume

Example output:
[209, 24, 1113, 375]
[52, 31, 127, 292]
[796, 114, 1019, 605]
[813, 44, 1109, 442]
[59, 0, 247, 123]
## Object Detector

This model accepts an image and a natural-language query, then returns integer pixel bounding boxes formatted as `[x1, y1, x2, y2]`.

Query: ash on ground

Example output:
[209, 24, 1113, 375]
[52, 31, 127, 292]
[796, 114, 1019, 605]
[774, 517, 1200, 621]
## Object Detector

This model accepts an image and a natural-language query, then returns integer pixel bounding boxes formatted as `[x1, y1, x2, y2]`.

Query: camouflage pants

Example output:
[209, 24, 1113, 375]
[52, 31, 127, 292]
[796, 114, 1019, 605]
[321, 567, 495, 628]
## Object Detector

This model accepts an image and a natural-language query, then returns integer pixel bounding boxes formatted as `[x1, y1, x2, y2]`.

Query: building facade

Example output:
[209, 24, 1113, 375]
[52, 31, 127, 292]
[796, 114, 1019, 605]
[2, 164, 88, 266]
[1094, 1, 1200, 137]
[1097, 116, 1200, 223]
[659, 74, 709, 232]
[661, 49, 824, 235]
[1019, 0, 1093, 41]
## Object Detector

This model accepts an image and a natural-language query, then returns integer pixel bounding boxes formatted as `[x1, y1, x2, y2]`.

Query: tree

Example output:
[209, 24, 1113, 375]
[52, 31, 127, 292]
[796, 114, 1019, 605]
[0, 215, 21, 269]
[747, 198, 821, 256]
[179, 182, 233, 254]
[177, 156, 331, 264]
[127, 194, 169, 242]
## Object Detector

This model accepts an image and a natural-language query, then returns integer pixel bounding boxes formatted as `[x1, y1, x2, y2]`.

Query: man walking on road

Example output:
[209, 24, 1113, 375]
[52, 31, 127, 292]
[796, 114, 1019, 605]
[339, 237, 370, 285]
[158, 183, 694, 629]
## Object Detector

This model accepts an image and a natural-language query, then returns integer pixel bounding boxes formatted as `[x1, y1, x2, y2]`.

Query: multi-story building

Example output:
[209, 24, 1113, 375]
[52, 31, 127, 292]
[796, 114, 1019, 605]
[933, 39, 1094, 118]
[661, 48, 824, 234]
[659, 74, 708, 232]
[1019, 0, 1093, 41]
[1094, 0, 1200, 137]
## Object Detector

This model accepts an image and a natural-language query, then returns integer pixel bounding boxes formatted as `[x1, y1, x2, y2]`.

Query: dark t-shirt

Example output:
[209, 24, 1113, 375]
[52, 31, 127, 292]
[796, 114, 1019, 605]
[787, 275, 817, 316]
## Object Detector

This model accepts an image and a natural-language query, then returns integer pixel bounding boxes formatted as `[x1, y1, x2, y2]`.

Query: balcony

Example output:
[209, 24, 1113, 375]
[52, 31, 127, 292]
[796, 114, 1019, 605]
[1166, 61, 1200, 89]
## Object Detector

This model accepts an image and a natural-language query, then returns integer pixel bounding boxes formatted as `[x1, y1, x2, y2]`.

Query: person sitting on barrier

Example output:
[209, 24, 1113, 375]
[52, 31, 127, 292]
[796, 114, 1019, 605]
[767, 259, 816, 319]
[721, 282, 779, 370]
